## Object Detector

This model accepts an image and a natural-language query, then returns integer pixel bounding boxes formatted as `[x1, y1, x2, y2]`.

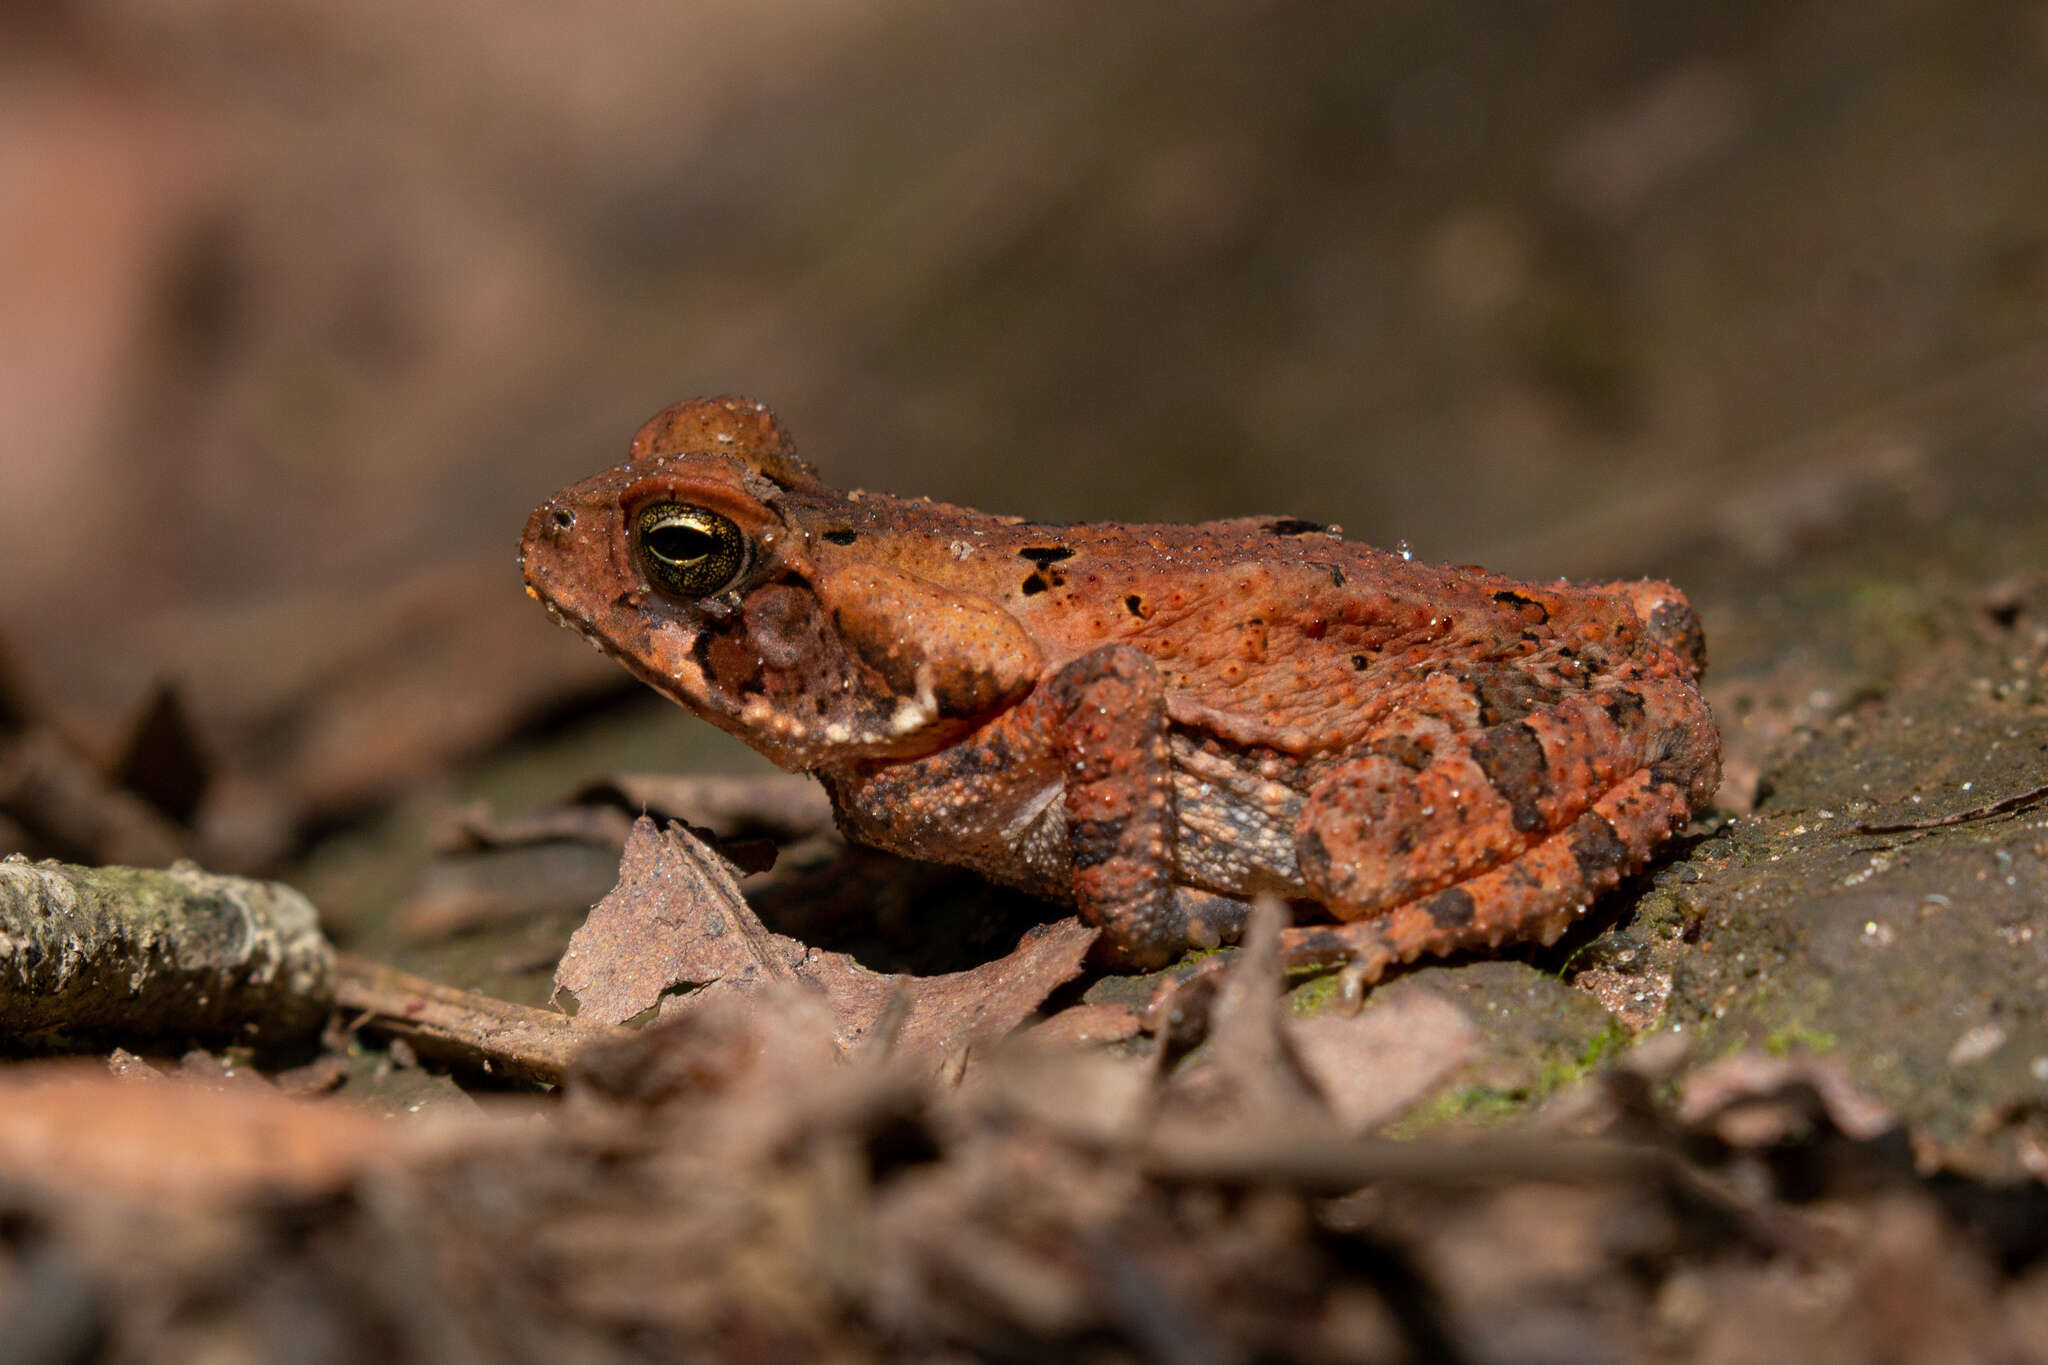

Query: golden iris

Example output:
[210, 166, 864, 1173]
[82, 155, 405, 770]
[634, 503, 748, 598]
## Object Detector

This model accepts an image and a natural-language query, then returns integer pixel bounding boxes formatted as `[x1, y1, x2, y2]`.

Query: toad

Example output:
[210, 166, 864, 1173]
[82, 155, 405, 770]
[521, 398, 1719, 996]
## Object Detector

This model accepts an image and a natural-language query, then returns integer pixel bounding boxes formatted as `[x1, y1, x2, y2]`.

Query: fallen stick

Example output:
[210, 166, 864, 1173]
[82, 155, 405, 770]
[1850, 779, 2048, 834]
[333, 953, 631, 1086]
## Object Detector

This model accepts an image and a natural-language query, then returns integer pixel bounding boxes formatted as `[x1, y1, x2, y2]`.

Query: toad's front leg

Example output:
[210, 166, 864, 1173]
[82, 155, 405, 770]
[824, 644, 1246, 968]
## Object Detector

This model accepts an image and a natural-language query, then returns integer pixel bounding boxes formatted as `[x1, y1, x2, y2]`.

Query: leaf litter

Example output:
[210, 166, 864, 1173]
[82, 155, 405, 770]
[5, 939, 2048, 1364]
[556, 815, 1098, 1069]
[7, 758, 2048, 1363]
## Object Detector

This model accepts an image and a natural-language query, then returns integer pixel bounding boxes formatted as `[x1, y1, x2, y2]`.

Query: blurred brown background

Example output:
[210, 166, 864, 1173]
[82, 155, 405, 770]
[6, 0, 2048, 857]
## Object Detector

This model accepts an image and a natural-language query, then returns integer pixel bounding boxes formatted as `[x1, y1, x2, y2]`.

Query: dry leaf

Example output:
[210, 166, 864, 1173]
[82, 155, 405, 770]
[555, 815, 781, 1025]
[557, 817, 1096, 1070]
[1287, 986, 1478, 1133]
[1677, 1051, 1897, 1146]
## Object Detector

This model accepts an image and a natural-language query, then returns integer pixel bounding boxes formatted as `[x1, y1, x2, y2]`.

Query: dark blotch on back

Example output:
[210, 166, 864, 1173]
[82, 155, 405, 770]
[1422, 887, 1477, 929]
[1469, 722, 1551, 834]
[1018, 548, 1071, 597]
[1455, 666, 1562, 726]
[1597, 689, 1646, 733]
[822, 528, 859, 545]
[1491, 589, 1550, 624]
[1568, 810, 1632, 882]
[1265, 518, 1335, 536]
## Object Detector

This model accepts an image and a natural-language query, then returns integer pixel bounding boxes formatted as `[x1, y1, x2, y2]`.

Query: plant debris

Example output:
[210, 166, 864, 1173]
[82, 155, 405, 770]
[1, 859, 333, 1046]
[1849, 778, 2048, 834]
[556, 816, 1097, 1070]
[333, 954, 629, 1086]
[3, 986, 2046, 1364]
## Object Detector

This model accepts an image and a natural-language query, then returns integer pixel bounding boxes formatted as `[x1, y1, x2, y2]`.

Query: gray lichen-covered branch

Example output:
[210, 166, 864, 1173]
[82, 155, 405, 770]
[0, 859, 335, 1044]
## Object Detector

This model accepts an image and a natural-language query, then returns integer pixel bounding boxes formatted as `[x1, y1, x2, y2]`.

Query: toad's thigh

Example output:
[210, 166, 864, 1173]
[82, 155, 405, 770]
[1296, 691, 1652, 919]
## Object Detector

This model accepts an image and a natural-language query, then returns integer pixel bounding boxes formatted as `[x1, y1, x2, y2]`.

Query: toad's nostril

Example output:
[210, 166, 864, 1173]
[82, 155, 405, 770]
[551, 507, 575, 531]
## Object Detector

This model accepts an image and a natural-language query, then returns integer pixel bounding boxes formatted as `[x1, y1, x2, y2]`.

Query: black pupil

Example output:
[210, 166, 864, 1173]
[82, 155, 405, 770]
[647, 524, 717, 564]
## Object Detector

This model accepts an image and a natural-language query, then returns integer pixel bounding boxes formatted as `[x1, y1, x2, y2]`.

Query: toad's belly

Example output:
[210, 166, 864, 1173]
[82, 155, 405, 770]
[1166, 733, 1307, 898]
[826, 733, 1310, 905]
[959, 734, 1307, 902]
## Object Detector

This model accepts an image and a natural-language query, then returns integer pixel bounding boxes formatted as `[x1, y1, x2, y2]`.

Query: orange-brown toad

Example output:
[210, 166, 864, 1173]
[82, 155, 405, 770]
[521, 397, 1719, 992]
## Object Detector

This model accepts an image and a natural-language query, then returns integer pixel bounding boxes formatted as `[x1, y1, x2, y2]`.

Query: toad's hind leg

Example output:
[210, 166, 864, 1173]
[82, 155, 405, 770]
[1283, 678, 1718, 986]
[1277, 761, 1698, 986]
[1296, 688, 1669, 919]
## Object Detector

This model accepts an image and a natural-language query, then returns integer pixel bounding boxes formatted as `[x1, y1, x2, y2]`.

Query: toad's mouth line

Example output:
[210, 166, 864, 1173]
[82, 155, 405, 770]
[531, 591, 708, 716]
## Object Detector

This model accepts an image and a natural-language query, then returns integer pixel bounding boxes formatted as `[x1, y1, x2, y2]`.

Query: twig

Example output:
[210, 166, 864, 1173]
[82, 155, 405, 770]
[1850, 780, 2048, 834]
[333, 953, 631, 1086]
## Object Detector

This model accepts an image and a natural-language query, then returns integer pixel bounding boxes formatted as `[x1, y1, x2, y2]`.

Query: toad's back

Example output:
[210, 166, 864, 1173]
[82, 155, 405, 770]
[770, 482, 1704, 756]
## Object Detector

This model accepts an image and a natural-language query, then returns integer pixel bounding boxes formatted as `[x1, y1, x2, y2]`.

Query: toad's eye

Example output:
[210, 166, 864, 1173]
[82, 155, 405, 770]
[634, 503, 748, 598]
